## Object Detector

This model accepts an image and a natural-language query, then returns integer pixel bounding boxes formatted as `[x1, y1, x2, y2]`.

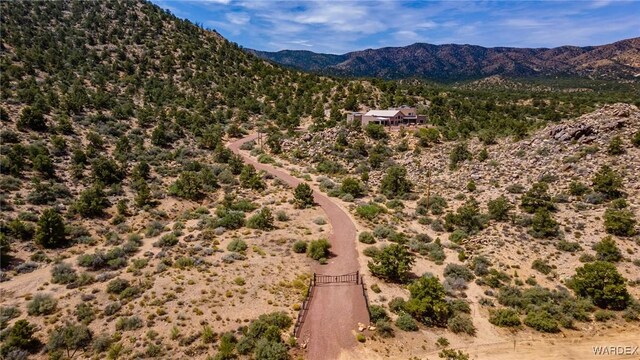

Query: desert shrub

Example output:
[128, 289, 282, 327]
[307, 239, 331, 261]
[369, 305, 389, 322]
[358, 232, 376, 244]
[415, 127, 440, 147]
[356, 203, 385, 221]
[363, 246, 380, 258]
[75, 303, 95, 324]
[275, 211, 289, 221]
[592, 165, 623, 199]
[169, 171, 203, 200]
[91, 157, 123, 185]
[520, 182, 555, 213]
[0, 306, 20, 330]
[236, 312, 291, 357]
[368, 244, 415, 283]
[17, 106, 46, 131]
[524, 310, 559, 333]
[373, 225, 394, 239]
[0, 319, 40, 356]
[569, 181, 589, 196]
[447, 314, 476, 335]
[449, 142, 471, 170]
[47, 323, 93, 359]
[444, 197, 487, 234]
[35, 209, 67, 248]
[487, 196, 512, 221]
[227, 238, 248, 252]
[73, 186, 109, 218]
[375, 319, 394, 338]
[594, 309, 616, 322]
[529, 208, 559, 238]
[593, 236, 622, 262]
[531, 259, 553, 275]
[77, 248, 127, 270]
[448, 230, 467, 243]
[380, 165, 412, 198]
[555, 240, 582, 252]
[365, 123, 387, 140]
[396, 312, 418, 331]
[103, 302, 121, 317]
[425, 241, 446, 263]
[292, 241, 307, 253]
[106, 278, 130, 295]
[388, 297, 406, 314]
[489, 308, 521, 327]
[632, 130, 640, 147]
[27, 293, 57, 315]
[340, 177, 365, 198]
[443, 264, 475, 282]
[155, 233, 178, 247]
[247, 207, 274, 230]
[607, 136, 625, 155]
[115, 316, 142, 331]
[51, 263, 77, 284]
[604, 204, 637, 237]
[438, 348, 469, 360]
[569, 261, 630, 310]
[405, 275, 450, 326]
[239, 165, 265, 191]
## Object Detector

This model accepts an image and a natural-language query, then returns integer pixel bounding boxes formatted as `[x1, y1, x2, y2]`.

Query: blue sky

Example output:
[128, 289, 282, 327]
[151, 0, 640, 54]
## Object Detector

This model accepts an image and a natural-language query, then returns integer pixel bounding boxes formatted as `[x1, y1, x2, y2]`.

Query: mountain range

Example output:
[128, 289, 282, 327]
[249, 38, 640, 81]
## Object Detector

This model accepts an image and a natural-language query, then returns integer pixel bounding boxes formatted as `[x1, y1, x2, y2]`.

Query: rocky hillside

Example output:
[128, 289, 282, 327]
[251, 37, 640, 81]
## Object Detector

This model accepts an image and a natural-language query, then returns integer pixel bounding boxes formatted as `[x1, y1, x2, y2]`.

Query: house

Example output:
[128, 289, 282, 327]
[347, 106, 426, 127]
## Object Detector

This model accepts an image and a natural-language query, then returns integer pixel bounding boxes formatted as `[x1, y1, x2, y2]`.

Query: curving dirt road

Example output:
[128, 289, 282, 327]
[228, 134, 369, 360]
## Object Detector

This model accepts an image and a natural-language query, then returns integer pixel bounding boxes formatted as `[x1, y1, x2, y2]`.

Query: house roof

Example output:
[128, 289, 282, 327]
[364, 110, 402, 117]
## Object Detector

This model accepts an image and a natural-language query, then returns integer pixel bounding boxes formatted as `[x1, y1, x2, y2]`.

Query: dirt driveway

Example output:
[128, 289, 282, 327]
[228, 134, 369, 360]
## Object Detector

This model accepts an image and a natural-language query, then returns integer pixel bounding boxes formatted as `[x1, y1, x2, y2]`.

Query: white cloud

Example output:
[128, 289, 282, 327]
[226, 12, 249, 25]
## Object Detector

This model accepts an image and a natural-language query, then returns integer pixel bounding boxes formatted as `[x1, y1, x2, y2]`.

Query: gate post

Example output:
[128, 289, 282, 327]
[313, 273, 316, 286]
[356, 270, 359, 284]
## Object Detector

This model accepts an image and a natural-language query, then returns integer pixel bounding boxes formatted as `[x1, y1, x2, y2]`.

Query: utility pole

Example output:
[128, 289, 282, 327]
[425, 167, 432, 211]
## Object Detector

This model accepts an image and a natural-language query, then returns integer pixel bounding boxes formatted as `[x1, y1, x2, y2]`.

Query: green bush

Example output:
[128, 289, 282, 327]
[529, 208, 559, 238]
[443, 264, 475, 282]
[35, 208, 67, 248]
[556, 240, 582, 252]
[531, 259, 553, 275]
[369, 305, 389, 322]
[91, 157, 123, 185]
[569, 181, 590, 196]
[415, 127, 440, 147]
[449, 142, 471, 170]
[520, 182, 555, 213]
[17, 106, 46, 131]
[155, 233, 178, 247]
[524, 310, 559, 333]
[365, 123, 388, 140]
[115, 316, 143, 331]
[0, 319, 40, 356]
[592, 165, 623, 199]
[51, 263, 77, 284]
[169, 171, 204, 200]
[358, 232, 376, 244]
[73, 186, 109, 218]
[75, 303, 95, 324]
[489, 308, 521, 327]
[307, 239, 331, 261]
[375, 319, 395, 338]
[487, 196, 512, 221]
[106, 278, 130, 295]
[293, 183, 314, 208]
[340, 177, 365, 198]
[594, 309, 616, 322]
[444, 197, 487, 234]
[247, 207, 274, 230]
[438, 348, 469, 360]
[396, 312, 418, 331]
[216, 207, 246, 230]
[27, 293, 57, 316]
[607, 136, 625, 155]
[368, 244, 415, 283]
[604, 206, 637, 237]
[632, 130, 640, 147]
[292, 241, 307, 253]
[239, 165, 265, 191]
[447, 313, 476, 335]
[356, 203, 385, 221]
[593, 236, 622, 262]
[227, 238, 248, 252]
[569, 261, 630, 310]
[405, 275, 450, 326]
[47, 323, 93, 357]
[380, 165, 412, 198]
